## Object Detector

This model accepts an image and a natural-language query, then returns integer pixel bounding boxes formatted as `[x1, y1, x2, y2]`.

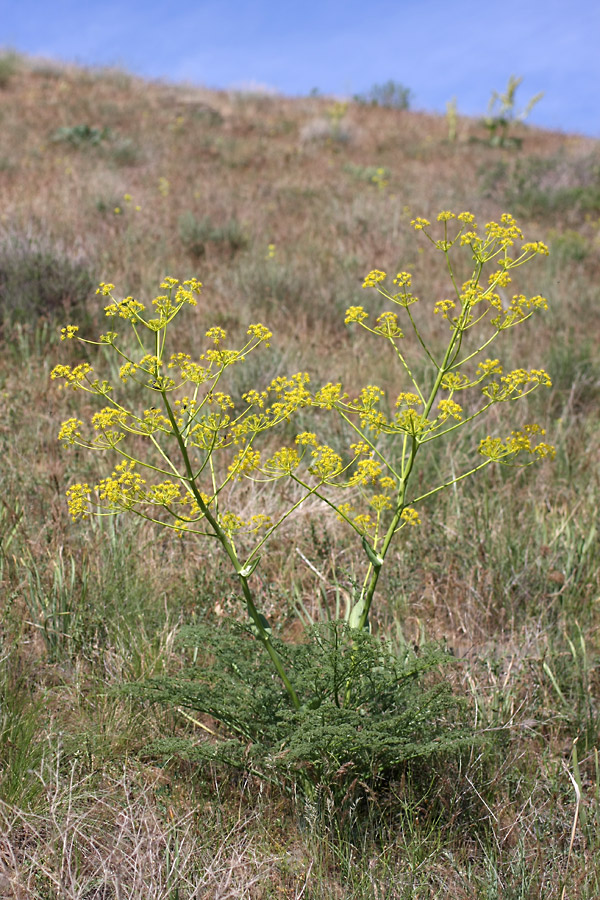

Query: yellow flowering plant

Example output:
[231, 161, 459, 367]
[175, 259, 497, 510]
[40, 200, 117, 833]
[53, 276, 315, 707]
[53, 212, 553, 711]
[277, 211, 554, 634]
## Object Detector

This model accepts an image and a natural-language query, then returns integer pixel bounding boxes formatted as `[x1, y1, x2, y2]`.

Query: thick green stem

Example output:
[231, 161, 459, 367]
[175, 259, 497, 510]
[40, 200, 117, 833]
[161, 390, 301, 710]
[238, 574, 300, 709]
[351, 275, 474, 634]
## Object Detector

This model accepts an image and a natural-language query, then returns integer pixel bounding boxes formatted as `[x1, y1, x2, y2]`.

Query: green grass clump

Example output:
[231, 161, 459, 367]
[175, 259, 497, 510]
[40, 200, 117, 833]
[0, 232, 94, 327]
[50, 123, 113, 147]
[354, 79, 412, 110]
[0, 51, 19, 89]
[178, 212, 249, 257]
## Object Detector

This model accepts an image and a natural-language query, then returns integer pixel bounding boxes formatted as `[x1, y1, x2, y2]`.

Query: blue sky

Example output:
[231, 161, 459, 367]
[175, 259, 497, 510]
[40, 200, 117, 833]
[2, 0, 598, 136]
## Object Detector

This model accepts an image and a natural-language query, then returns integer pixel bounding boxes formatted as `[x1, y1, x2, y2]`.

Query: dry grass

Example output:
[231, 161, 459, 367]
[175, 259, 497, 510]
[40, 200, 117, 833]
[1, 53, 600, 897]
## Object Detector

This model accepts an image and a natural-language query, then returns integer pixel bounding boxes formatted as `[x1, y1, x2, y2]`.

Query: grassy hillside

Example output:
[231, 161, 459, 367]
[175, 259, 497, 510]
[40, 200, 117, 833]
[1, 53, 600, 898]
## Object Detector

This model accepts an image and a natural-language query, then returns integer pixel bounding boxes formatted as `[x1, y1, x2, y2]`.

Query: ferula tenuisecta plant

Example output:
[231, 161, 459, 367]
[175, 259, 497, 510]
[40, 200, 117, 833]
[52, 212, 554, 708]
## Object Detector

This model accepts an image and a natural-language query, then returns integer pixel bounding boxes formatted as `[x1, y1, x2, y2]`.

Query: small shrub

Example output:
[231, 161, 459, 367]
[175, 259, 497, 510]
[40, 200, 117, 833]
[50, 124, 112, 148]
[50, 125, 141, 167]
[178, 212, 248, 257]
[0, 51, 19, 89]
[191, 104, 224, 126]
[344, 163, 390, 186]
[108, 137, 142, 167]
[354, 80, 412, 110]
[94, 194, 125, 216]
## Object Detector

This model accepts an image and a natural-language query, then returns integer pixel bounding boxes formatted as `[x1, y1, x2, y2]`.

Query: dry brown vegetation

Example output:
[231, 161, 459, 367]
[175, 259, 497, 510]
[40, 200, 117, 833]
[1, 52, 600, 897]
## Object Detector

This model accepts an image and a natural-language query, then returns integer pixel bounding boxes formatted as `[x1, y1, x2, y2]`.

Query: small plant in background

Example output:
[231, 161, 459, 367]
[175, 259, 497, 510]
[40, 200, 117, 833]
[326, 101, 350, 142]
[0, 231, 94, 327]
[371, 166, 389, 191]
[178, 212, 249, 258]
[446, 96, 458, 142]
[49, 124, 141, 167]
[344, 163, 390, 186]
[354, 79, 412, 110]
[483, 75, 544, 147]
[300, 101, 353, 145]
[0, 50, 19, 89]
[50, 124, 112, 148]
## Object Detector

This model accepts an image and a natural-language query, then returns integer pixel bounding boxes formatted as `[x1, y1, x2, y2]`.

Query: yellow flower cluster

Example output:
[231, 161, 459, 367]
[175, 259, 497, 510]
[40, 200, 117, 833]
[476, 358, 503, 377]
[206, 326, 226, 346]
[66, 483, 91, 520]
[50, 363, 94, 390]
[345, 306, 369, 324]
[437, 399, 463, 421]
[168, 353, 209, 385]
[228, 447, 261, 478]
[146, 481, 183, 506]
[314, 383, 344, 408]
[485, 213, 523, 247]
[60, 325, 79, 340]
[394, 408, 431, 435]
[350, 458, 382, 485]
[308, 444, 343, 481]
[479, 425, 555, 461]
[104, 297, 146, 320]
[400, 507, 421, 526]
[395, 392, 421, 408]
[362, 269, 387, 288]
[264, 447, 301, 475]
[247, 323, 272, 344]
[97, 461, 146, 508]
[295, 432, 319, 447]
[373, 311, 403, 338]
[483, 367, 552, 401]
[58, 418, 83, 444]
[370, 494, 392, 512]
[433, 299, 456, 319]
[140, 408, 172, 433]
[491, 294, 548, 330]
